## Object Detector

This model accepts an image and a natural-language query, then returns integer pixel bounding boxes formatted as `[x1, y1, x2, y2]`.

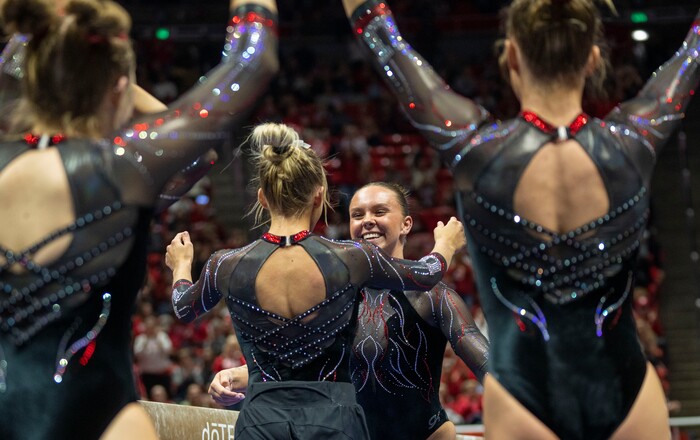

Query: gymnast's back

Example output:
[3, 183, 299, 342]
[0, 0, 278, 438]
[172, 233, 449, 383]
[347, 0, 699, 437]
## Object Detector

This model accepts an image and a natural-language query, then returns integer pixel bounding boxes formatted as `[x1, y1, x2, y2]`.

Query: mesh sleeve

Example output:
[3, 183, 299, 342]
[171, 247, 245, 322]
[111, 5, 278, 205]
[349, 0, 491, 168]
[408, 283, 489, 382]
[605, 13, 700, 159]
[0, 33, 29, 134]
[341, 238, 447, 292]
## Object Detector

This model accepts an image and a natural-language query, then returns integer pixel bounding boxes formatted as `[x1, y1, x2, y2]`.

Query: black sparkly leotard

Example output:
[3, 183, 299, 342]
[172, 233, 447, 438]
[0, 6, 277, 439]
[350, 1, 700, 438]
[172, 232, 446, 383]
[352, 283, 489, 439]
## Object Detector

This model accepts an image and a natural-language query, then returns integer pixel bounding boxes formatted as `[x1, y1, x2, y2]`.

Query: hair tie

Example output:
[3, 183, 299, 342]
[86, 33, 105, 44]
[86, 32, 128, 44]
[290, 139, 310, 149]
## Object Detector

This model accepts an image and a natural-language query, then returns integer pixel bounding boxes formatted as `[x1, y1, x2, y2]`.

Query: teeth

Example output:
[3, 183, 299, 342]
[363, 233, 381, 239]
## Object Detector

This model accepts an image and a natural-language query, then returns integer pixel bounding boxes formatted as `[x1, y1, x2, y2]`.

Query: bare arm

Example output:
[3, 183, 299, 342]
[131, 84, 168, 115]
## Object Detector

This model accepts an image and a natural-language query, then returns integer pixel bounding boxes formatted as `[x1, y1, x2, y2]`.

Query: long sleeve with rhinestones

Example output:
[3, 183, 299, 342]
[349, 0, 490, 168]
[406, 283, 489, 382]
[345, 239, 447, 292]
[606, 11, 700, 159]
[154, 151, 216, 214]
[171, 248, 242, 322]
[110, 5, 278, 206]
[172, 237, 447, 324]
[0, 34, 28, 134]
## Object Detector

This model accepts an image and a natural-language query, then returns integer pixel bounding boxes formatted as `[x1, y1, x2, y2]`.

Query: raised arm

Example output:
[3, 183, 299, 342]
[114, 0, 279, 205]
[165, 231, 245, 322]
[406, 283, 489, 382]
[343, 0, 491, 168]
[605, 11, 700, 158]
[130, 84, 222, 214]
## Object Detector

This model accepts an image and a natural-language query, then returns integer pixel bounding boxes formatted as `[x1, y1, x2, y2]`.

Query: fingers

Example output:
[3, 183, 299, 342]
[167, 231, 192, 247]
[180, 231, 191, 245]
[172, 231, 190, 245]
[209, 372, 245, 406]
[211, 389, 246, 406]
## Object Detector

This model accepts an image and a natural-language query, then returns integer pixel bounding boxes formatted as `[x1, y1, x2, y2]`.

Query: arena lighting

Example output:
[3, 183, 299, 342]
[155, 27, 171, 40]
[630, 11, 649, 24]
[632, 29, 649, 42]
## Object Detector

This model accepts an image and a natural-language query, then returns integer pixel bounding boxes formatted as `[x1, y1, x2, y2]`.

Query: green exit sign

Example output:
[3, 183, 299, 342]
[631, 11, 648, 24]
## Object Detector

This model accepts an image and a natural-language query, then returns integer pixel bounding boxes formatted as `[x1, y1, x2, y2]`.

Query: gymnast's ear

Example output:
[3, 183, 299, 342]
[312, 186, 324, 208]
[585, 45, 601, 77]
[257, 188, 270, 210]
[505, 39, 520, 73]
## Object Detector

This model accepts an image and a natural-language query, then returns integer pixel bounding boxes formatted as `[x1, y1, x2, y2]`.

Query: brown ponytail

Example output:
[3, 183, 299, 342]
[499, 0, 613, 95]
[21, 0, 134, 137]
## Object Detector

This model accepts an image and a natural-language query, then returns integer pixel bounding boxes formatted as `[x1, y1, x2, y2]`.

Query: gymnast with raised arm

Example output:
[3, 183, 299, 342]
[0, 0, 278, 437]
[343, 0, 700, 438]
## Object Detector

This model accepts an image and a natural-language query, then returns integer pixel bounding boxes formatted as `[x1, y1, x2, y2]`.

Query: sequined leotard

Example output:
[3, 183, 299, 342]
[350, 1, 700, 438]
[172, 232, 446, 383]
[0, 6, 277, 439]
[352, 283, 488, 439]
[172, 233, 447, 438]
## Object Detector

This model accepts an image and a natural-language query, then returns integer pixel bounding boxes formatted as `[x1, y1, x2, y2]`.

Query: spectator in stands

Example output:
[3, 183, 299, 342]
[134, 316, 175, 399]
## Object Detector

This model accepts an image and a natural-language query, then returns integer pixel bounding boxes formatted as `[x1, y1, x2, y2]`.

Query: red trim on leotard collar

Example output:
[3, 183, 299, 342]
[353, 2, 389, 34]
[23, 133, 66, 148]
[262, 230, 311, 247]
[520, 111, 589, 140]
[230, 11, 276, 31]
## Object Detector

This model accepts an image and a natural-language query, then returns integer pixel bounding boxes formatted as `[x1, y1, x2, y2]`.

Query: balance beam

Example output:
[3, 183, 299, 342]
[140, 401, 239, 440]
